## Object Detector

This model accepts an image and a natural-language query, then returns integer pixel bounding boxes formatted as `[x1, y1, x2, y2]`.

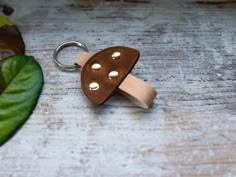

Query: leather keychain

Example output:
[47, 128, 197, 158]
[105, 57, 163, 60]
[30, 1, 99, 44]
[53, 41, 157, 109]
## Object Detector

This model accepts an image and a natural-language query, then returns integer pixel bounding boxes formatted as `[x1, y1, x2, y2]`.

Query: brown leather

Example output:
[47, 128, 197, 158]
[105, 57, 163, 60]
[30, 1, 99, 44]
[81, 46, 139, 105]
[75, 49, 157, 109]
[0, 25, 25, 60]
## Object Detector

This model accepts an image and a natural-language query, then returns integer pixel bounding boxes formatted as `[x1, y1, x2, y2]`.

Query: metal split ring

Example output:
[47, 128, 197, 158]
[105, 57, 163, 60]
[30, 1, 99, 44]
[53, 41, 89, 71]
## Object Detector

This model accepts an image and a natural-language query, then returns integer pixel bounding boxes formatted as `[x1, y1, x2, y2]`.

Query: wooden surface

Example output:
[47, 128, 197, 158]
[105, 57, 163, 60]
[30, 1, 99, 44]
[0, 0, 236, 176]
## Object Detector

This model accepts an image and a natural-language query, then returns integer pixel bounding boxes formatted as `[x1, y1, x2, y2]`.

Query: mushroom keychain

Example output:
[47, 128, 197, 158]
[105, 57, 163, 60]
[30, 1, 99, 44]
[53, 41, 157, 109]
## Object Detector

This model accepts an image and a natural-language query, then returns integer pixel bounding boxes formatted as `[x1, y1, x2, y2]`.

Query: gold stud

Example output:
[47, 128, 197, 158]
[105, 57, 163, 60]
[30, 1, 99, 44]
[91, 63, 101, 71]
[89, 82, 99, 90]
[112, 52, 121, 59]
[108, 71, 119, 79]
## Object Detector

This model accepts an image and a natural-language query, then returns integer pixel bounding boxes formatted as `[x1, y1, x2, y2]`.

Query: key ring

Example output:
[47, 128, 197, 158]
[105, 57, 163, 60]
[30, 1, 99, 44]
[53, 41, 89, 71]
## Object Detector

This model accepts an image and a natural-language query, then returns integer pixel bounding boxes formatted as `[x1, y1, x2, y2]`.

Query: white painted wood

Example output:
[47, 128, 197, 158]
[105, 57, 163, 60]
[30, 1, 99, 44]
[0, 0, 236, 176]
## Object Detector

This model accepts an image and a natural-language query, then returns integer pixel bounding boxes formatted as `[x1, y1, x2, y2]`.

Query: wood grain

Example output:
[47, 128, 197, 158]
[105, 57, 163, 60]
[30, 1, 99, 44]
[0, 0, 236, 176]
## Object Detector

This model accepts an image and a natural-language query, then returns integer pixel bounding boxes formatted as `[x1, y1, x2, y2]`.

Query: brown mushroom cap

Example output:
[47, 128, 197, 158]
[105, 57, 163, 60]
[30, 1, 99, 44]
[81, 46, 140, 105]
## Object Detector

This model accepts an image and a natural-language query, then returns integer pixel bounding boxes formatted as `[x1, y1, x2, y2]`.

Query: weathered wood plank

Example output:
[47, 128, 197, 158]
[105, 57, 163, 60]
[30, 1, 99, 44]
[0, 0, 236, 176]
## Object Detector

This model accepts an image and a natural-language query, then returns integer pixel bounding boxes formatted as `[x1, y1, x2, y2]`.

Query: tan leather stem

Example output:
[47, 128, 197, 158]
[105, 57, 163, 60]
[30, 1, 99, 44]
[118, 74, 157, 109]
[75, 52, 92, 67]
[75, 52, 157, 108]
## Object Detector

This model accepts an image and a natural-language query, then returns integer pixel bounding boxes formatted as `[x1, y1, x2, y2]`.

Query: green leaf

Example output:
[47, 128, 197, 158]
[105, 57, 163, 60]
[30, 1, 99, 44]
[0, 55, 44, 145]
